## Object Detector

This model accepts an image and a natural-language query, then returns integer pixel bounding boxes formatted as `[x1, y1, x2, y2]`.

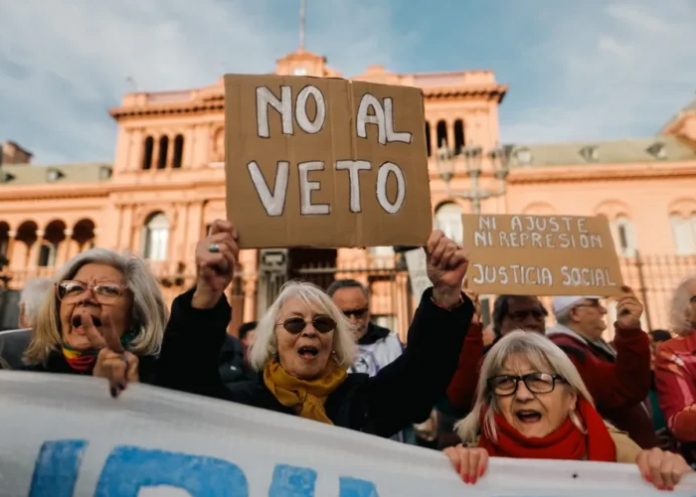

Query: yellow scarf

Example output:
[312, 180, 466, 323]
[263, 359, 347, 425]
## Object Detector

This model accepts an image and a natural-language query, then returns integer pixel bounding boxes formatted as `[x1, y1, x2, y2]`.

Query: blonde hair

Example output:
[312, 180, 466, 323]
[670, 276, 696, 336]
[249, 280, 356, 371]
[456, 330, 594, 443]
[24, 248, 168, 365]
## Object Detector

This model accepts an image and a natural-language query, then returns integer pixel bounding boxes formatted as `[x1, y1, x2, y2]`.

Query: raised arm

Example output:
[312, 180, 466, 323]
[155, 220, 239, 397]
[362, 231, 474, 437]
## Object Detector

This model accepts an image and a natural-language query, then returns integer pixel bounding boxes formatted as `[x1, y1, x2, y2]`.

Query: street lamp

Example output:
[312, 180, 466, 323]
[435, 142, 510, 214]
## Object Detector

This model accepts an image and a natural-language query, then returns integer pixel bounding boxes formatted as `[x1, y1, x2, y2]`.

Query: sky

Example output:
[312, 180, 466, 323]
[1, 0, 694, 164]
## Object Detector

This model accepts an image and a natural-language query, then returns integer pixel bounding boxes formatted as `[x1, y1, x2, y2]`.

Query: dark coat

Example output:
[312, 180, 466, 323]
[22, 347, 158, 383]
[0, 328, 31, 369]
[156, 288, 473, 438]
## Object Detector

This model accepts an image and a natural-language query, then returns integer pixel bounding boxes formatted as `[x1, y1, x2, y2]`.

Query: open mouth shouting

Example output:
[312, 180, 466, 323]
[515, 409, 542, 423]
[297, 345, 319, 359]
[70, 313, 103, 333]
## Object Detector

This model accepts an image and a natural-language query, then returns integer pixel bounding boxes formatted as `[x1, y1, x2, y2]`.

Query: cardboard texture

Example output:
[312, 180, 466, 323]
[224, 74, 432, 248]
[462, 214, 625, 296]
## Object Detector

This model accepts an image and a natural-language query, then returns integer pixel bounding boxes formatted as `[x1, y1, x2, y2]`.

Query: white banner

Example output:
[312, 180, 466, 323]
[1, 371, 695, 497]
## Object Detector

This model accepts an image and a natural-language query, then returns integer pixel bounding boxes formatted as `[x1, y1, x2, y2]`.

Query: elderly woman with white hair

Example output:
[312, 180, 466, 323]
[155, 220, 473, 437]
[655, 276, 696, 459]
[23, 248, 168, 395]
[445, 331, 692, 491]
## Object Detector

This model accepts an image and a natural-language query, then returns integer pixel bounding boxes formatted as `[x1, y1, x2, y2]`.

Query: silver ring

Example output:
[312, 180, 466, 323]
[208, 243, 221, 253]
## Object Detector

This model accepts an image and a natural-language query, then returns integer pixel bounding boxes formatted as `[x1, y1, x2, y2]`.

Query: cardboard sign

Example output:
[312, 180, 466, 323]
[2, 372, 696, 497]
[224, 74, 432, 248]
[462, 214, 624, 296]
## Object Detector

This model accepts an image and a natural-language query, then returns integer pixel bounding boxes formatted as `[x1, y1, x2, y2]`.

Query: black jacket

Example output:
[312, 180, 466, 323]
[156, 287, 473, 438]
[23, 348, 158, 383]
[0, 328, 31, 369]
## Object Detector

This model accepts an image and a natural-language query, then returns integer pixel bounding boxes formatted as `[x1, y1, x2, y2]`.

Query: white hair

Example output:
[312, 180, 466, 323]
[249, 280, 356, 371]
[670, 276, 696, 336]
[25, 248, 168, 364]
[19, 277, 53, 327]
[456, 330, 594, 443]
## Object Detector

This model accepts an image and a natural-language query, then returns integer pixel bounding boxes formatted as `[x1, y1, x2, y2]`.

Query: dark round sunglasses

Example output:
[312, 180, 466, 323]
[278, 316, 337, 334]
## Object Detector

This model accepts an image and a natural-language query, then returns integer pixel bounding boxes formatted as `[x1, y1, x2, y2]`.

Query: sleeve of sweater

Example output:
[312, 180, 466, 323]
[445, 321, 483, 414]
[562, 323, 651, 410]
[154, 288, 231, 399]
[654, 343, 696, 442]
[363, 287, 474, 437]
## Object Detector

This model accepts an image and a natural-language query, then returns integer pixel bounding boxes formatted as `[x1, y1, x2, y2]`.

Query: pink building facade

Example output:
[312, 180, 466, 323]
[1, 49, 695, 336]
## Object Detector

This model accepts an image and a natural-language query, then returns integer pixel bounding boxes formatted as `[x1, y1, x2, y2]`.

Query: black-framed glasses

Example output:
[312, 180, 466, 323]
[507, 308, 547, 321]
[56, 280, 129, 304]
[487, 372, 566, 396]
[277, 316, 336, 334]
[342, 307, 368, 319]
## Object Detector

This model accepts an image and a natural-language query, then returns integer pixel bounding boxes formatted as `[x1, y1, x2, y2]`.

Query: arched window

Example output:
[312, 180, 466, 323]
[40, 220, 66, 267]
[454, 119, 465, 154]
[142, 136, 154, 170]
[436, 120, 448, 150]
[172, 134, 184, 168]
[670, 213, 696, 255]
[157, 136, 169, 170]
[611, 216, 637, 257]
[143, 213, 169, 261]
[72, 219, 96, 250]
[37, 242, 57, 267]
[425, 122, 431, 157]
[435, 203, 463, 244]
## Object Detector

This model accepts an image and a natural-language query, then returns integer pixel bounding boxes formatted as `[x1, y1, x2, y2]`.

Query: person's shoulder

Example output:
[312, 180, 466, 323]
[658, 333, 696, 355]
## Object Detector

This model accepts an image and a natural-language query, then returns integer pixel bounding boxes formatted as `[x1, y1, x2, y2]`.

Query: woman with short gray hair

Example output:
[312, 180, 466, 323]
[24, 248, 168, 395]
[156, 220, 474, 438]
[446, 331, 692, 490]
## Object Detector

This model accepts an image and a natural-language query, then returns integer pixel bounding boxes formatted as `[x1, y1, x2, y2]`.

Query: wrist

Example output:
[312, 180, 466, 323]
[431, 287, 464, 311]
[192, 287, 223, 309]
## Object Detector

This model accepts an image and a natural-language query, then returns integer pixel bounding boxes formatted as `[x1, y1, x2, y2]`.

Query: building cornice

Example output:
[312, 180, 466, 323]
[508, 162, 696, 184]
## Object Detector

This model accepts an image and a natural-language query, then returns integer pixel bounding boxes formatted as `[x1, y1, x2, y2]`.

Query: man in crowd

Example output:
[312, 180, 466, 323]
[0, 277, 52, 369]
[547, 291, 657, 448]
[492, 295, 548, 339]
[327, 279, 402, 376]
[218, 321, 258, 385]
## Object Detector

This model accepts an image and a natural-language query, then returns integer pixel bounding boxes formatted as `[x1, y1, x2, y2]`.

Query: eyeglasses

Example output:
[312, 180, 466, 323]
[56, 280, 129, 304]
[487, 372, 566, 396]
[277, 316, 337, 334]
[507, 309, 547, 321]
[342, 307, 368, 319]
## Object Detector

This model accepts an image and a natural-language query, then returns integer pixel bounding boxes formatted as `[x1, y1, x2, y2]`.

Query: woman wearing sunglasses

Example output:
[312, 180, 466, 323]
[445, 331, 693, 491]
[22, 248, 168, 395]
[155, 220, 473, 437]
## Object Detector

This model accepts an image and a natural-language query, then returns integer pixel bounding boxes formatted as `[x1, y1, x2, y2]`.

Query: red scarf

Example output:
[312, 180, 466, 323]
[478, 398, 616, 461]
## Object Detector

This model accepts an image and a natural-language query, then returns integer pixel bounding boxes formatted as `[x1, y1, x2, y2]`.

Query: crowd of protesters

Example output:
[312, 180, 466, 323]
[1, 219, 695, 490]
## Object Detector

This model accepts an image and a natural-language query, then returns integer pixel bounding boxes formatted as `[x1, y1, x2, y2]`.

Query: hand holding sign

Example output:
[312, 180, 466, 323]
[193, 220, 239, 309]
[427, 230, 469, 309]
[444, 445, 489, 485]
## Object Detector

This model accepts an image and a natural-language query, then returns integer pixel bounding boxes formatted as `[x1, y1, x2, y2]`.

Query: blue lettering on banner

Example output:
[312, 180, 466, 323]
[27, 440, 380, 497]
[268, 464, 317, 497]
[29, 439, 87, 497]
[339, 477, 380, 497]
[95, 446, 249, 497]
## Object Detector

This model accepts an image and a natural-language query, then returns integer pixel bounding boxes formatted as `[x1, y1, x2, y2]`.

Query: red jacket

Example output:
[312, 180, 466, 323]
[548, 324, 657, 448]
[446, 322, 484, 413]
[654, 332, 696, 443]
